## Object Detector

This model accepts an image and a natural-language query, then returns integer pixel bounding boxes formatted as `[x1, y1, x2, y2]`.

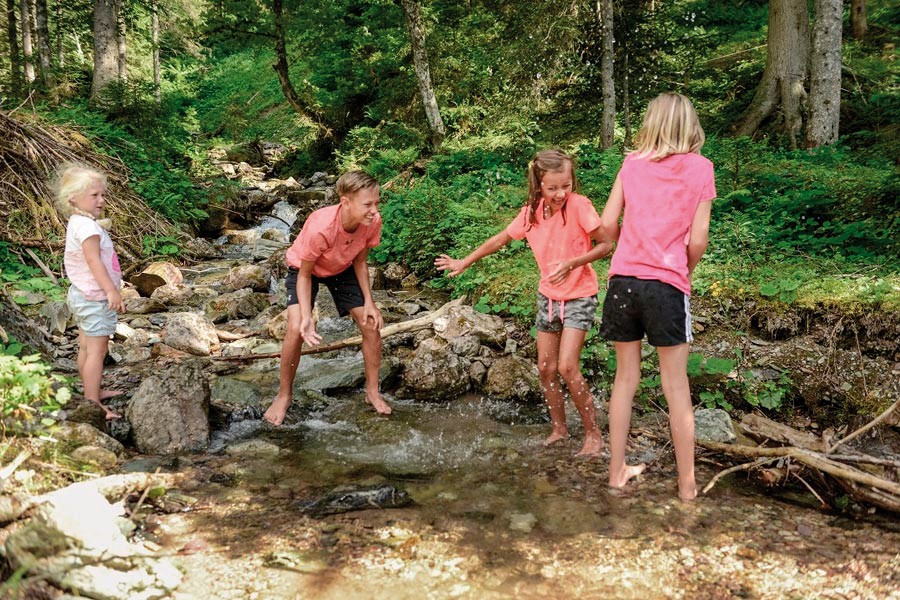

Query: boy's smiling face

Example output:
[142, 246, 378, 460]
[340, 186, 380, 231]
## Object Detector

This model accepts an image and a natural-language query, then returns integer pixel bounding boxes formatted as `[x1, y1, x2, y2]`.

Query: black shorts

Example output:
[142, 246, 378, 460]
[285, 266, 364, 317]
[599, 276, 693, 347]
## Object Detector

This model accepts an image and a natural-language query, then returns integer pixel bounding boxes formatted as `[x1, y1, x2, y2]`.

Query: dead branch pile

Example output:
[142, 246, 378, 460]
[701, 400, 900, 514]
[0, 109, 181, 262]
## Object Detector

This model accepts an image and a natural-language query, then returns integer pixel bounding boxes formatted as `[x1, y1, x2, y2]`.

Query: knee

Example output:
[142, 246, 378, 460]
[537, 360, 558, 380]
[557, 361, 580, 382]
[285, 321, 302, 339]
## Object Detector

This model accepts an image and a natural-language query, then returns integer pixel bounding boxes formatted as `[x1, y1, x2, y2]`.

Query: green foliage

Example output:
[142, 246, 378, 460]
[0, 243, 65, 302]
[142, 235, 181, 257]
[0, 355, 71, 435]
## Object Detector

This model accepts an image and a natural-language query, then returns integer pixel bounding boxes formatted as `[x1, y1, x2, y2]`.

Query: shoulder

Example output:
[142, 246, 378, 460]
[304, 205, 338, 232]
[67, 215, 100, 234]
[686, 152, 714, 172]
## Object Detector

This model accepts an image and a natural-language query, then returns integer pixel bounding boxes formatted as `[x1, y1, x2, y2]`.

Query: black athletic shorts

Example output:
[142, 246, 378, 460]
[599, 276, 693, 347]
[285, 266, 365, 317]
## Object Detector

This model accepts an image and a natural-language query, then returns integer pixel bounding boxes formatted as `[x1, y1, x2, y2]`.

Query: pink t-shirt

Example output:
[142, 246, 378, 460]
[64, 215, 122, 301]
[609, 152, 716, 295]
[285, 204, 382, 277]
[506, 193, 603, 301]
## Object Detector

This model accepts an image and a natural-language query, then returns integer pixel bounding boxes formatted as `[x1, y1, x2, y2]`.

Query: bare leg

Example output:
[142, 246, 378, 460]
[264, 305, 303, 426]
[536, 331, 567, 445]
[658, 344, 696, 501]
[79, 333, 120, 420]
[350, 307, 391, 415]
[557, 327, 604, 456]
[608, 341, 645, 488]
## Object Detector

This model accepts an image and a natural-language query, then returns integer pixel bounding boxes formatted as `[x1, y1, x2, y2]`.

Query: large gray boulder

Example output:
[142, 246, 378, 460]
[204, 289, 271, 323]
[434, 305, 506, 347]
[162, 312, 219, 356]
[127, 362, 210, 454]
[400, 338, 470, 400]
[694, 408, 737, 443]
[150, 283, 197, 306]
[224, 264, 270, 292]
[483, 355, 542, 402]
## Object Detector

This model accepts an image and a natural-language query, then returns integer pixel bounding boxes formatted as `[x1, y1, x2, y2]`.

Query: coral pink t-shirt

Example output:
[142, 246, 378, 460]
[285, 205, 382, 277]
[64, 215, 122, 301]
[506, 193, 602, 301]
[609, 152, 716, 295]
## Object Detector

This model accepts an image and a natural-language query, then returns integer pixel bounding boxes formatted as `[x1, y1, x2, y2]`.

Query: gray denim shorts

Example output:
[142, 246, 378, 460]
[67, 286, 117, 337]
[535, 292, 598, 332]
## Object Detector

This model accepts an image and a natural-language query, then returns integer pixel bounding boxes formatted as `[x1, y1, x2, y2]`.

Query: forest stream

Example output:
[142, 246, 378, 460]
[96, 187, 899, 600]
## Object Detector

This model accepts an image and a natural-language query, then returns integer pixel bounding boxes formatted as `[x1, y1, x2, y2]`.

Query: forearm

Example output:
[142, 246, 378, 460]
[462, 231, 511, 269]
[570, 240, 614, 269]
[297, 273, 314, 320]
[84, 253, 118, 293]
[687, 241, 708, 276]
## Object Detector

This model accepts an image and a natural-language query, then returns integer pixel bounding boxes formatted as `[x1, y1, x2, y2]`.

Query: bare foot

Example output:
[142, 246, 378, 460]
[89, 399, 121, 420]
[575, 430, 605, 457]
[608, 463, 647, 490]
[365, 390, 392, 415]
[678, 479, 698, 502]
[99, 389, 123, 400]
[542, 429, 569, 446]
[264, 396, 292, 426]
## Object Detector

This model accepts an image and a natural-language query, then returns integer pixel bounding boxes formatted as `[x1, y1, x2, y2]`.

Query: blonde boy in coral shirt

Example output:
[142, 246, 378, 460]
[264, 171, 391, 426]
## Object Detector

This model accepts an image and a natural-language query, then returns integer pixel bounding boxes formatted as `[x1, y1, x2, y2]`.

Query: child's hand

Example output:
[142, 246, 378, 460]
[548, 260, 575, 285]
[362, 302, 383, 331]
[300, 316, 322, 346]
[106, 289, 125, 313]
[435, 254, 466, 277]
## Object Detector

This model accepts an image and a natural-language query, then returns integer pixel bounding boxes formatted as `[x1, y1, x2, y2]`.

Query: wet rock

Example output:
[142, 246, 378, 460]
[162, 312, 219, 356]
[369, 266, 385, 291]
[694, 408, 737, 443]
[205, 289, 271, 323]
[267, 308, 289, 340]
[401, 273, 420, 289]
[483, 355, 542, 402]
[398, 301, 422, 316]
[54, 422, 125, 455]
[124, 297, 164, 315]
[296, 485, 412, 517]
[180, 237, 219, 259]
[39, 301, 70, 335]
[65, 402, 109, 432]
[469, 360, 488, 386]
[150, 283, 197, 306]
[70, 445, 118, 468]
[127, 362, 210, 454]
[450, 334, 481, 357]
[382, 263, 410, 287]
[224, 263, 270, 292]
[4, 483, 182, 600]
[225, 439, 282, 460]
[400, 338, 470, 400]
[507, 512, 537, 533]
[434, 305, 506, 347]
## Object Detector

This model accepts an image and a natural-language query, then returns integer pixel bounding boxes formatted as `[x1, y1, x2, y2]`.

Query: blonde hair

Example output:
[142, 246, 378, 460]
[525, 149, 578, 228]
[336, 170, 379, 198]
[53, 163, 107, 218]
[632, 92, 705, 161]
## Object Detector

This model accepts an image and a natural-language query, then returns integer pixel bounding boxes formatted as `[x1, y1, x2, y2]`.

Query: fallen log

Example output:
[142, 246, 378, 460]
[212, 297, 464, 361]
[0, 472, 180, 523]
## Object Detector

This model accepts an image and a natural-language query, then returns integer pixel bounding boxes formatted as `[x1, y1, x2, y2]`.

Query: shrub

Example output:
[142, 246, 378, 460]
[0, 355, 71, 436]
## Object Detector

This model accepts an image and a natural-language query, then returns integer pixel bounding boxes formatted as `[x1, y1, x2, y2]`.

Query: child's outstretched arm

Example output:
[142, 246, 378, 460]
[82, 236, 124, 313]
[686, 201, 712, 277]
[435, 230, 512, 277]
[352, 247, 383, 331]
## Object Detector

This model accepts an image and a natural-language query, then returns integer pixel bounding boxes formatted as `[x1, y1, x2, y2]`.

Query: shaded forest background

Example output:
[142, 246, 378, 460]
[0, 0, 898, 418]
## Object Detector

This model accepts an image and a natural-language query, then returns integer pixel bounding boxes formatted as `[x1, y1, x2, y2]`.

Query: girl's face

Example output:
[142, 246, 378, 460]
[540, 167, 573, 212]
[71, 181, 106, 218]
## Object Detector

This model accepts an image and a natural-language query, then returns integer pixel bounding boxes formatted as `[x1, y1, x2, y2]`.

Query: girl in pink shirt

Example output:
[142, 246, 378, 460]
[56, 164, 125, 420]
[436, 149, 614, 456]
[599, 92, 716, 501]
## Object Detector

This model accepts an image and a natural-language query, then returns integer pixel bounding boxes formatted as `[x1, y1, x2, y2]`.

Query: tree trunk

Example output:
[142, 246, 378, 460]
[90, 0, 117, 100]
[805, 0, 842, 148]
[850, 0, 866, 40]
[7, 0, 21, 93]
[151, 0, 159, 102]
[271, 0, 326, 133]
[34, 0, 52, 87]
[735, 0, 809, 149]
[597, 0, 615, 149]
[55, 0, 63, 68]
[115, 0, 126, 81]
[21, 0, 35, 84]
[400, 0, 446, 150]
[623, 51, 632, 147]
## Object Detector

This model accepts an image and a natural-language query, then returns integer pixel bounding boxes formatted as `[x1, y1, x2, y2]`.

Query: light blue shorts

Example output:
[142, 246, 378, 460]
[67, 286, 117, 337]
